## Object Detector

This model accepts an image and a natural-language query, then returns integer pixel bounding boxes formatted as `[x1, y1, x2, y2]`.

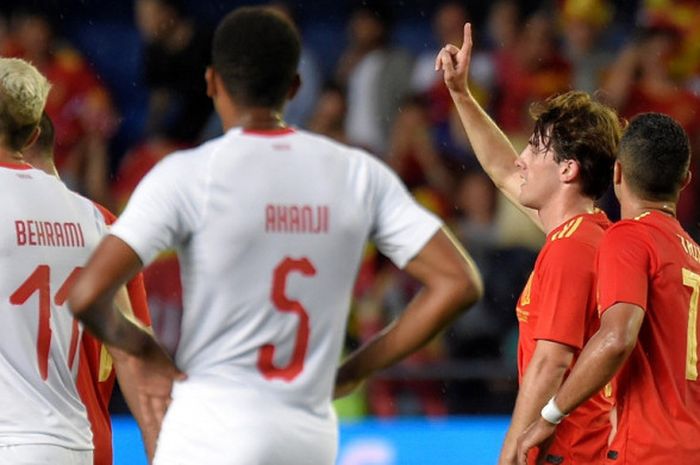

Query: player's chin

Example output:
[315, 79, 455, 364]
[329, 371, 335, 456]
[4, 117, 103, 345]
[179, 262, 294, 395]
[518, 191, 539, 210]
[517, 188, 529, 204]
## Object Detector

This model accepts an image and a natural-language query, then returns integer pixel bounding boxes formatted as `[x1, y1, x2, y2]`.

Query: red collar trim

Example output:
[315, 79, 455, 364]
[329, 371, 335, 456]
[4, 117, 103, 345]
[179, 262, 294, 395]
[0, 161, 32, 170]
[242, 127, 295, 136]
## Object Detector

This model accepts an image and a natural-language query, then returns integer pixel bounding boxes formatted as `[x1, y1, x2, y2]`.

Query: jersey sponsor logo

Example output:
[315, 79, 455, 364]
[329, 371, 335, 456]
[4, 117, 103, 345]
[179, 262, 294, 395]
[15, 220, 86, 248]
[265, 204, 329, 234]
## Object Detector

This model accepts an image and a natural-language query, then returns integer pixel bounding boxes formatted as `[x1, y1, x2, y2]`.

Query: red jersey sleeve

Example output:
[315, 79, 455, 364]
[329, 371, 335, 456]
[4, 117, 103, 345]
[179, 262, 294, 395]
[533, 239, 596, 350]
[125, 271, 151, 325]
[596, 222, 652, 315]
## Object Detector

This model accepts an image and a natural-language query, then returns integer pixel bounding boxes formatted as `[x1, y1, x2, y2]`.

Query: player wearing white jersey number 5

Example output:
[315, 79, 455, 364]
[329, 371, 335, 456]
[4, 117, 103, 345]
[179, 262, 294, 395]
[0, 58, 107, 465]
[68, 7, 483, 465]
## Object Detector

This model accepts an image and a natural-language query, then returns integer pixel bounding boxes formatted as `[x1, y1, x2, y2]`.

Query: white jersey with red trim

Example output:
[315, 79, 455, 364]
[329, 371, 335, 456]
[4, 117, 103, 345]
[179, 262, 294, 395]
[0, 162, 106, 450]
[111, 127, 441, 462]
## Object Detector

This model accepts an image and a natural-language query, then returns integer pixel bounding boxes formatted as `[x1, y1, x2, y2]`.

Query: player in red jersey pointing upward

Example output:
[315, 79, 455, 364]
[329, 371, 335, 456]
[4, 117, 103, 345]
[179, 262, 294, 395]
[437, 23, 623, 465]
[517, 113, 700, 465]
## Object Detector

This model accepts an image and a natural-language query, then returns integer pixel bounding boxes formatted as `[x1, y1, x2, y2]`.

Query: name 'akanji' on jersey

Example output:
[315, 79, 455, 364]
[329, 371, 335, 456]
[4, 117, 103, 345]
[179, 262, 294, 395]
[14, 219, 86, 248]
[265, 204, 329, 234]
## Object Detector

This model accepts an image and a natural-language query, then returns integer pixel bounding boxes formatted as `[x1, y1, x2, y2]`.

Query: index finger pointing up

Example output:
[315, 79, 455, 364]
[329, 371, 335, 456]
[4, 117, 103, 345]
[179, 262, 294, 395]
[462, 22, 472, 54]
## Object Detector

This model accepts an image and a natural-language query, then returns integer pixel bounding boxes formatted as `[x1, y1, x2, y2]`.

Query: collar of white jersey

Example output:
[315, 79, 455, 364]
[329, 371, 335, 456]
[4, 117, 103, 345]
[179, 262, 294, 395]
[233, 126, 296, 137]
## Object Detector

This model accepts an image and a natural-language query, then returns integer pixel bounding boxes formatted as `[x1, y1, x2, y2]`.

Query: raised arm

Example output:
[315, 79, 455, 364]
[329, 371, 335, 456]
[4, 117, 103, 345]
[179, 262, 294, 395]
[334, 226, 483, 397]
[436, 23, 541, 230]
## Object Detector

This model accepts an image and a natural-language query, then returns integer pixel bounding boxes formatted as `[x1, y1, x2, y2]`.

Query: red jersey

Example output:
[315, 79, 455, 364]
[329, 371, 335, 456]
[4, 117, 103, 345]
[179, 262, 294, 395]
[76, 204, 151, 465]
[516, 212, 613, 465]
[597, 211, 700, 464]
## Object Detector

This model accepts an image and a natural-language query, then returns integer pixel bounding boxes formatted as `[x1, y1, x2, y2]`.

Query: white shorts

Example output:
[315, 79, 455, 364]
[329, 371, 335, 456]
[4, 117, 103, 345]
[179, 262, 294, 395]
[0, 444, 92, 465]
[153, 379, 338, 465]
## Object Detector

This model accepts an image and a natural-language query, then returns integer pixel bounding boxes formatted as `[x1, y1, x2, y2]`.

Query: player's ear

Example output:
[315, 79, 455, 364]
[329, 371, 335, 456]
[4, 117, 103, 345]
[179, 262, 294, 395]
[287, 73, 301, 101]
[613, 161, 622, 185]
[205, 66, 217, 98]
[22, 125, 41, 152]
[681, 170, 692, 191]
[560, 158, 579, 183]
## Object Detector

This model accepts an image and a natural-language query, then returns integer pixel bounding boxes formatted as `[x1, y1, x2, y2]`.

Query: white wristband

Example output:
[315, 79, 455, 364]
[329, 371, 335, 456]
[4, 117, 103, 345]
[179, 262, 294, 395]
[541, 397, 567, 425]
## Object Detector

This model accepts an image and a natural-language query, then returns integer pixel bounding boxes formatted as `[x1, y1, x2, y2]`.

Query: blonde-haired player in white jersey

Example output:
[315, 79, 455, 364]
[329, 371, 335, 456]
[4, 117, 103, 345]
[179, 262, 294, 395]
[68, 7, 483, 465]
[0, 58, 107, 464]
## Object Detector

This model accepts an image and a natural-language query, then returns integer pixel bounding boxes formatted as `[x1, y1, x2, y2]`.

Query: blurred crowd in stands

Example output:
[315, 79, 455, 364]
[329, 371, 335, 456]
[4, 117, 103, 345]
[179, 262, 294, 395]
[2, 0, 700, 416]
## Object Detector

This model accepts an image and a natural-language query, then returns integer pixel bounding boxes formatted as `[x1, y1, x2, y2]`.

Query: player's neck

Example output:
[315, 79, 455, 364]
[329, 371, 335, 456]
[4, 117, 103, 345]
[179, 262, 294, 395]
[0, 146, 25, 165]
[621, 199, 677, 220]
[538, 193, 596, 234]
[221, 106, 287, 132]
[25, 157, 59, 178]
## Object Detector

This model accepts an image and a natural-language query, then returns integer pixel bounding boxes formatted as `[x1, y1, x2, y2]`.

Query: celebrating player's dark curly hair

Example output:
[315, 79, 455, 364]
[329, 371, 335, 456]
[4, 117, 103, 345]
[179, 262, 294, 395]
[212, 6, 301, 108]
[618, 112, 690, 201]
[529, 91, 623, 200]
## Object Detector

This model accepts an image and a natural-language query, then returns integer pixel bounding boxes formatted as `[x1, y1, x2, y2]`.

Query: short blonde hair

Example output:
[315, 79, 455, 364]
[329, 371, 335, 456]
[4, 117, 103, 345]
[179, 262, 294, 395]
[0, 58, 51, 149]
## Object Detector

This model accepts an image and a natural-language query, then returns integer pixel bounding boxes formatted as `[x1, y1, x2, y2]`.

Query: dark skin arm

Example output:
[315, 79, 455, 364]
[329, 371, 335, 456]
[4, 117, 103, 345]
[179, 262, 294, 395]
[68, 235, 185, 464]
[69, 236, 152, 353]
[516, 303, 645, 465]
[334, 226, 483, 397]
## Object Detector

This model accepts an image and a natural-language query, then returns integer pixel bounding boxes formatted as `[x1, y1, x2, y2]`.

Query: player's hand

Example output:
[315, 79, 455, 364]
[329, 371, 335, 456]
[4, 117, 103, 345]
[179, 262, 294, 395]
[497, 445, 517, 465]
[111, 341, 186, 463]
[136, 342, 186, 435]
[516, 418, 557, 465]
[435, 22, 473, 97]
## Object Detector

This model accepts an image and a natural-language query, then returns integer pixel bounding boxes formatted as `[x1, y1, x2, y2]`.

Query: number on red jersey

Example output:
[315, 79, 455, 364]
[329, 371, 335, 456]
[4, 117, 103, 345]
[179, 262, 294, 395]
[682, 268, 700, 381]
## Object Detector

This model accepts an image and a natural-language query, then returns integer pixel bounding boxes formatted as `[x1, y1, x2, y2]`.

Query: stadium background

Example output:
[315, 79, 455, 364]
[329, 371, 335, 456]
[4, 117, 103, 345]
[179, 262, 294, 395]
[2, 0, 699, 463]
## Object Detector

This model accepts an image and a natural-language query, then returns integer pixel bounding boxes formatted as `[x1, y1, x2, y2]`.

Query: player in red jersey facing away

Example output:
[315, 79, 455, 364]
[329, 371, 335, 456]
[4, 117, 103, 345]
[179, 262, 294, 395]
[68, 7, 482, 465]
[437, 23, 623, 465]
[517, 113, 700, 464]
[23, 112, 153, 465]
[0, 58, 108, 465]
